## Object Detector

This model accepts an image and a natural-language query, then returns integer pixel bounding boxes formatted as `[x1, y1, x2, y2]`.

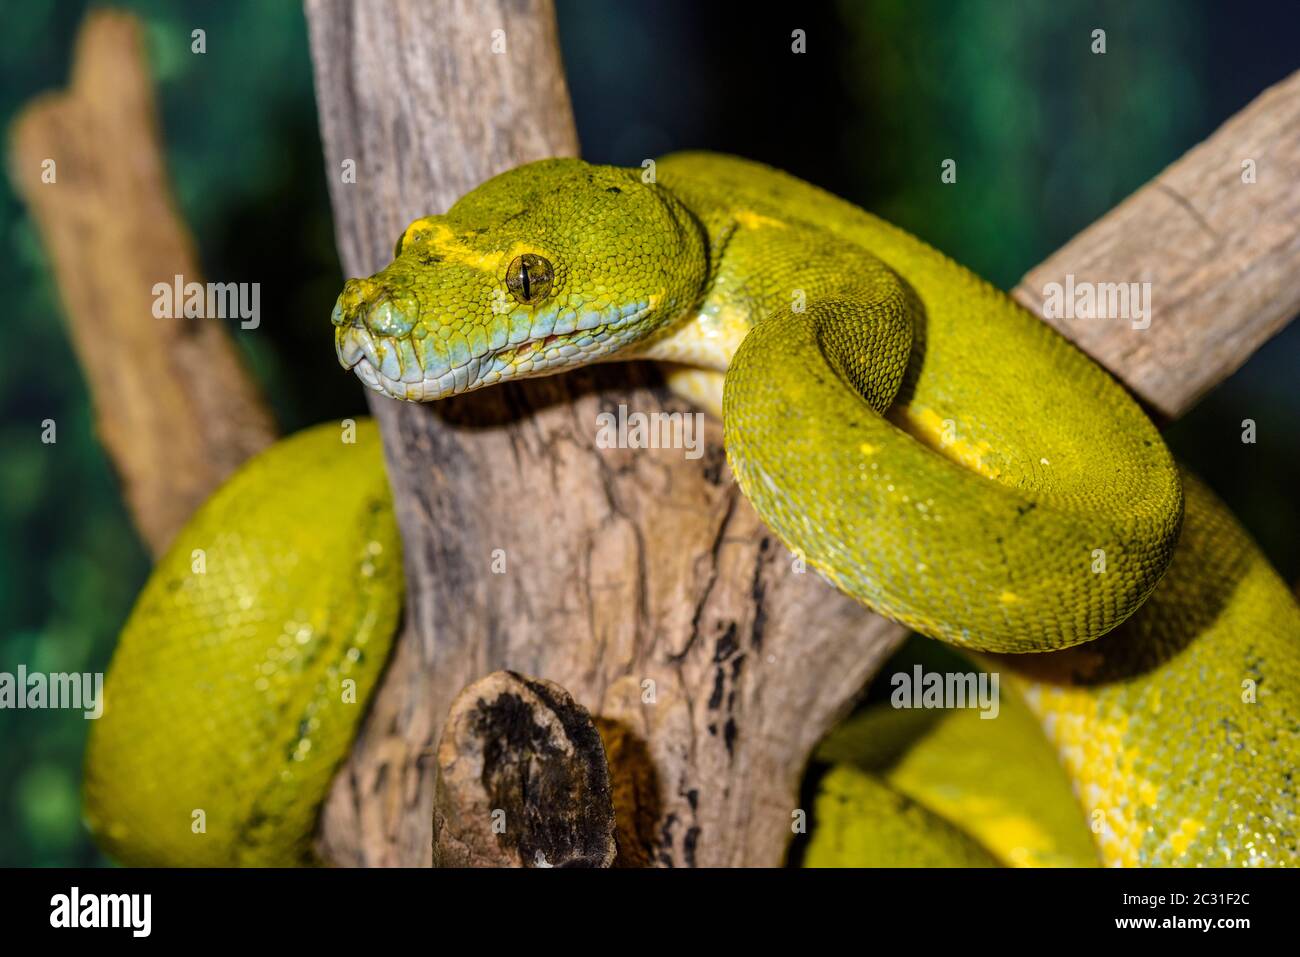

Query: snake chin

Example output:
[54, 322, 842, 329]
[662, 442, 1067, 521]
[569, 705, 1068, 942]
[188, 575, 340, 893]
[347, 354, 431, 401]
[336, 324, 430, 400]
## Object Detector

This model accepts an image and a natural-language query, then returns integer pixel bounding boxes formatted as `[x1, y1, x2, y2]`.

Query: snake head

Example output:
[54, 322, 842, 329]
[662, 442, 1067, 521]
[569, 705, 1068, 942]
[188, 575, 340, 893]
[333, 158, 707, 401]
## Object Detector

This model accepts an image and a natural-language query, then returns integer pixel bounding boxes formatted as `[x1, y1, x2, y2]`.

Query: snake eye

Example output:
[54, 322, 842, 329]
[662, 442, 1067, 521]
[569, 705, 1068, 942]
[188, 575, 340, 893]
[505, 254, 554, 305]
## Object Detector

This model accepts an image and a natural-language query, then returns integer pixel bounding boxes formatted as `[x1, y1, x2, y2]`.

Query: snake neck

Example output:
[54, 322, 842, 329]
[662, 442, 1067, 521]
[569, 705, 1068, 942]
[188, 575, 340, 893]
[625, 168, 900, 385]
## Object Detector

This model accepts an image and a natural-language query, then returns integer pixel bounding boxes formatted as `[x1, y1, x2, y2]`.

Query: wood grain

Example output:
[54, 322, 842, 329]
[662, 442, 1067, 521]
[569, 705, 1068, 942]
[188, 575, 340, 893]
[8, 11, 277, 556]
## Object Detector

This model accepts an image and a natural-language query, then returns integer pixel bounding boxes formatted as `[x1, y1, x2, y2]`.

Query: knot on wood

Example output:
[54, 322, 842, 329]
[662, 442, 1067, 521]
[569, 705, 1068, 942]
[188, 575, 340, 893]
[432, 671, 616, 867]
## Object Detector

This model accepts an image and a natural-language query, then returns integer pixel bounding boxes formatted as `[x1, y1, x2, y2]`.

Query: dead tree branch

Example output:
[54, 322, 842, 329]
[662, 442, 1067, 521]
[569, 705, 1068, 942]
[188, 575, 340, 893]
[1014, 71, 1300, 420]
[9, 10, 276, 556]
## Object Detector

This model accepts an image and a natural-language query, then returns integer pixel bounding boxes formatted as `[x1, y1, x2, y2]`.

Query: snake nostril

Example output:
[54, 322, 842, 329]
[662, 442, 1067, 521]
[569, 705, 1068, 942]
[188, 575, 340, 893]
[362, 293, 417, 338]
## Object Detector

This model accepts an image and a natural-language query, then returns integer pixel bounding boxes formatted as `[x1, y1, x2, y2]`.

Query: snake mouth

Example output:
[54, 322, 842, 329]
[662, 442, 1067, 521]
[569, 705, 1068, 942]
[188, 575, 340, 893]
[336, 300, 655, 402]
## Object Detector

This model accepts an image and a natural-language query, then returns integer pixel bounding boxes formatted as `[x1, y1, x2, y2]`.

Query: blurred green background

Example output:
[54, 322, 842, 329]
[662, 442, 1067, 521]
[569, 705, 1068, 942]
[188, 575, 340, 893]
[1, 0, 1296, 865]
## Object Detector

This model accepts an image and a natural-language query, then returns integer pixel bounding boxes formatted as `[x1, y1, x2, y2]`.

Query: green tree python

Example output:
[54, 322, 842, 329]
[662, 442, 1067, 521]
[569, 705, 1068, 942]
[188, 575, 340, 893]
[84, 153, 1299, 867]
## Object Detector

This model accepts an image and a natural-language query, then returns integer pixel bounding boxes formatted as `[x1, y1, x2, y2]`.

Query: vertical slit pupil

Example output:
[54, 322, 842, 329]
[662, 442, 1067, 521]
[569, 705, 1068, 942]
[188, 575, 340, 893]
[521, 261, 531, 299]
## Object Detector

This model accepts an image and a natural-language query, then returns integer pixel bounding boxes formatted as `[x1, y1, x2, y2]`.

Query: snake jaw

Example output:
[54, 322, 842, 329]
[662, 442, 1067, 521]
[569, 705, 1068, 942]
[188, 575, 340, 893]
[336, 299, 658, 402]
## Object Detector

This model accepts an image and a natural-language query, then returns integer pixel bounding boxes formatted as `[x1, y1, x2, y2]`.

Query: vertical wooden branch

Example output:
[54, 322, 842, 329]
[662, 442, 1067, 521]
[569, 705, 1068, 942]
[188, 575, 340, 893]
[306, 0, 1299, 866]
[9, 11, 276, 556]
[306, 0, 902, 867]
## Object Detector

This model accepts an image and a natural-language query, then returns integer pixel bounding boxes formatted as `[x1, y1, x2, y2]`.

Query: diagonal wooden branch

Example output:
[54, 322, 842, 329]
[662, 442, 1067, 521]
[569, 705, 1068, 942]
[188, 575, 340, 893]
[306, 1, 1299, 868]
[1014, 70, 1300, 420]
[8, 10, 277, 556]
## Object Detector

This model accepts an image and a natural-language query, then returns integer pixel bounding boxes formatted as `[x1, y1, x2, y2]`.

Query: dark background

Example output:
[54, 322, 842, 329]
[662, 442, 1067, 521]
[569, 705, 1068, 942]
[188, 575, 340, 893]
[1, 0, 1296, 865]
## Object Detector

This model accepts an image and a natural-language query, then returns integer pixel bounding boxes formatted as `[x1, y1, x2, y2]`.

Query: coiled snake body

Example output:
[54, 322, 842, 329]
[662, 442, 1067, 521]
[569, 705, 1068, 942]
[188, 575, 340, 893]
[86, 154, 1299, 866]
